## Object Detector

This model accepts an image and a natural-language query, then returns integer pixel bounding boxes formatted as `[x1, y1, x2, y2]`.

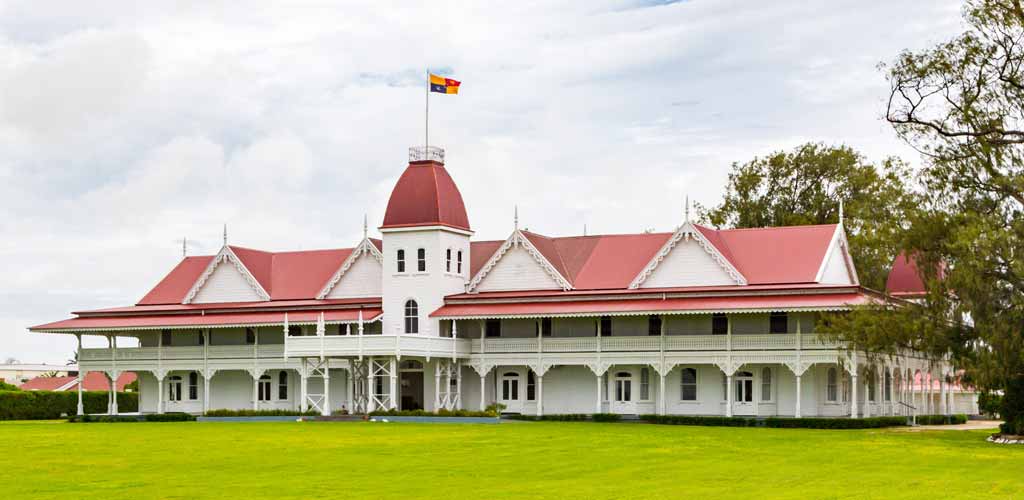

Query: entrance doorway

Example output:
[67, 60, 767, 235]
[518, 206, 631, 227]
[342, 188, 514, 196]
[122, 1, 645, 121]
[611, 371, 636, 414]
[399, 360, 424, 410]
[733, 371, 755, 415]
[499, 371, 523, 413]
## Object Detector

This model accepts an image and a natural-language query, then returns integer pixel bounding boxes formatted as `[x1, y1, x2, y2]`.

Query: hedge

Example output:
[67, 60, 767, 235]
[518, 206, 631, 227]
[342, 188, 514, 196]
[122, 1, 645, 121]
[591, 413, 622, 422]
[640, 414, 758, 427]
[205, 409, 320, 417]
[915, 414, 968, 425]
[505, 414, 590, 422]
[68, 413, 196, 423]
[639, 415, 908, 429]
[0, 390, 138, 420]
[368, 408, 498, 418]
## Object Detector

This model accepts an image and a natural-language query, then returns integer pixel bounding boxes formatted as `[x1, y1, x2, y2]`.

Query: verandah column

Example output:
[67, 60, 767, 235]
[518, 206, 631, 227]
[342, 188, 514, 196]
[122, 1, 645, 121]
[595, 372, 602, 414]
[479, 372, 487, 411]
[202, 371, 211, 414]
[726, 373, 734, 417]
[794, 373, 802, 418]
[536, 373, 544, 417]
[75, 334, 83, 416]
[851, 371, 859, 418]
[388, 357, 397, 410]
[156, 371, 165, 414]
[323, 365, 331, 416]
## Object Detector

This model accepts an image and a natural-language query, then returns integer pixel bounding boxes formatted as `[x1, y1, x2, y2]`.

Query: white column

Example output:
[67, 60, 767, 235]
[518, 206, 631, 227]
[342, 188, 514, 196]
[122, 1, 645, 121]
[940, 375, 947, 416]
[864, 374, 871, 418]
[479, 374, 487, 411]
[75, 334, 84, 416]
[851, 373, 859, 418]
[347, 368, 355, 414]
[595, 374, 603, 414]
[795, 374, 802, 418]
[156, 373, 165, 414]
[434, 362, 442, 411]
[202, 372, 211, 414]
[252, 373, 259, 411]
[300, 369, 309, 413]
[323, 367, 331, 416]
[658, 372, 667, 416]
[536, 374, 544, 417]
[726, 374, 734, 417]
[111, 337, 118, 414]
[388, 357, 398, 410]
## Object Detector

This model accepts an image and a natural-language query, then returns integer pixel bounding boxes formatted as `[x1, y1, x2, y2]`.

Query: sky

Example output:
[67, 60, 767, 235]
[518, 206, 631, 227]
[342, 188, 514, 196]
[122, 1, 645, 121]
[0, 0, 966, 363]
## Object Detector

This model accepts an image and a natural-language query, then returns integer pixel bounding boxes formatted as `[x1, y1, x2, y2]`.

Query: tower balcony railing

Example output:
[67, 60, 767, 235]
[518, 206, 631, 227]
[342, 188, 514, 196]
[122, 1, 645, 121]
[408, 146, 445, 163]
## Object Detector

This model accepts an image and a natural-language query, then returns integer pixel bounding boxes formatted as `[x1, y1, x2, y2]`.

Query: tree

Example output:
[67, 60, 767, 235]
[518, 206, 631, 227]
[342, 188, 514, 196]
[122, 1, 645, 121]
[700, 143, 919, 290]
[826, 0, 1024, 435]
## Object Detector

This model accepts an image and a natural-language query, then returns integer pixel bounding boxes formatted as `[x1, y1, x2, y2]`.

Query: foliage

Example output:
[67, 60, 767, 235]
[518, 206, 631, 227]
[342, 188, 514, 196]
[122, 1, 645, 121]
[915, 414, 969, 426]
[505, 414, 590, 421]
[590, 413, 621, 422]
[699, 143, 920, 290]
[368, 408, 498, 418]
[204, 409, 319, 417]
[0, 391, 138, 420]
[485, 403, 507, 414]
[0, 380, 19, 391]
[0, 421, 1017, 498]
[640, 414, 758, 427]
[978, 392, 1003, 417]
[825, 0, 1024, 435]
[143, 413, 197, 422]
[68, 415, 142, 423]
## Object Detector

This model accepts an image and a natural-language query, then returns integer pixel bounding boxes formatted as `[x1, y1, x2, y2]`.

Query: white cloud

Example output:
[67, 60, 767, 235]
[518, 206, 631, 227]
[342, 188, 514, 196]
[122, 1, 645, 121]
[0, 0, 965, 362]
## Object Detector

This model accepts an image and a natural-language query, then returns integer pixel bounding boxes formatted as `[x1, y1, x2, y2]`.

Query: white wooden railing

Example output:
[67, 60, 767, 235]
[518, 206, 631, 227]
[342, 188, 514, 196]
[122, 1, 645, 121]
[284, 334, 471, 359]
[79, 344, 287, 362]
[469, 333, 840, 354]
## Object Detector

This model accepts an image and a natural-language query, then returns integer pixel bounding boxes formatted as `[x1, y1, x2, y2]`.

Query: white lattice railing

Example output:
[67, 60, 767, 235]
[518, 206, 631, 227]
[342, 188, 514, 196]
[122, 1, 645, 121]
[284, 334, 471, 359]
[467, 333, 839, 354]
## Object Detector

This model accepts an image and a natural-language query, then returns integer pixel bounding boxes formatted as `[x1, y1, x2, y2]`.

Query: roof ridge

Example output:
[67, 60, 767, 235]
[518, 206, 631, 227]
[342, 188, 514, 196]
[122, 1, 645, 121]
[715, 223, 839, 233]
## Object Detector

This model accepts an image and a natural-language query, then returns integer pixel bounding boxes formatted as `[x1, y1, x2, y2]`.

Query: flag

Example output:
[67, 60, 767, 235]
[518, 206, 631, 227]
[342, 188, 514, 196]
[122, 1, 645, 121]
[429, 74, 461, 94]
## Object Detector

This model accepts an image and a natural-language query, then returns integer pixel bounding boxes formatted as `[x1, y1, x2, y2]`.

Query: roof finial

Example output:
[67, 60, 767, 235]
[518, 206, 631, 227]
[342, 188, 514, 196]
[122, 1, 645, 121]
[223, 224, 228, 246]
[514, 205, 519, 231]
[685, 194, 691, 223]
[363, 213, 368, 239]
[182, 237, 187, 257]
[583, 223, 588, 236]
[838, 199, 844, 225]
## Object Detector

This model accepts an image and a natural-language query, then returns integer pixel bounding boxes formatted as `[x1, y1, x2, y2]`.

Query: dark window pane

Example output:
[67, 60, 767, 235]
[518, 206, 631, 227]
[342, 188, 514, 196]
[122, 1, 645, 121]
[485, 319, 501, 338]
[712, 313, 728, 335]
[397, 249, 405, 273]
[417, 248, 426, 272]
[600, 316, 612, 336]
[769, 312, 788, 334]
[541, 318, 552, 337]
[648, 315, 662, 336]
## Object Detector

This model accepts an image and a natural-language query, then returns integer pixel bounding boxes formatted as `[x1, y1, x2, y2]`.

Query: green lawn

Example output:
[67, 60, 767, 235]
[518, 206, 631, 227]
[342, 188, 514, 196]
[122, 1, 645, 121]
[1, 420, 1020, 499]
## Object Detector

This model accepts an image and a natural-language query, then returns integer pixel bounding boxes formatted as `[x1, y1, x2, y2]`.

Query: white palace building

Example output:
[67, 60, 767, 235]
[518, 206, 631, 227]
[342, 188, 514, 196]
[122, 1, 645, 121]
[31, 147, 975, 418]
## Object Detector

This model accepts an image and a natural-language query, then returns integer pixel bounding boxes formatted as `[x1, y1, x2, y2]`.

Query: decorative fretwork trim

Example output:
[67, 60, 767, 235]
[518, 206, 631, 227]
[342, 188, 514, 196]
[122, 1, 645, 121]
[317, 238, 384, 299]
[467, 230, 573, 293]
[629, 222, 746, 289]
[183, 246, 270, 304]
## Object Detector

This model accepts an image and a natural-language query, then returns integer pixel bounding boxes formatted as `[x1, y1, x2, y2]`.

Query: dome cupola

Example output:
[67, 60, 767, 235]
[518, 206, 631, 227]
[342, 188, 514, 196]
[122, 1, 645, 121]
[381, 147, 471, 232]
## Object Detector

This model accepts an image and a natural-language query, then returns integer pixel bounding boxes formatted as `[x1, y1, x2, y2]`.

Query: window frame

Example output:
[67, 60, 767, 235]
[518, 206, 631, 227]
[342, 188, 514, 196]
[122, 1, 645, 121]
[680, 367, 698, 402]
[826, 367, 839, 402]
[457, 250, 463, 274]
[404, 300, 419, 334]
[245, 327, 256, 344]
[639, 367, 651, 401]
[417, 248, 426, 272]
[445, 248, 452, 273]
[760, 367, 773, 402]
[599, 316, 612, 337]
[769, 312, 788, 334]
[485, 319, 501, 338]
[711, 313, 728, 335]
[257, 374, 272, 402]
[647, 315, 662, 336]
[278, 371, 288, 400]
[188, 372, 198, 400]
[168, 375, 182, 402]
[396, 249, 406, 273]
[526, 371, 536, 401]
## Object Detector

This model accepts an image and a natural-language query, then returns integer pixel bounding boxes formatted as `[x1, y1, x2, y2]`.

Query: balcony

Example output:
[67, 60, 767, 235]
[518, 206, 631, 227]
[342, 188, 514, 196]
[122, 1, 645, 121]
[469, 333, 840, 354]
[79, 344, 286, 363]
[285, 334, 470, 359]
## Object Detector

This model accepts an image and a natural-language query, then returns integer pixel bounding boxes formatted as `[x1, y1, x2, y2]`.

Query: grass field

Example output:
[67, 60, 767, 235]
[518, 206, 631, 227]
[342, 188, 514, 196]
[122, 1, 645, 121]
[1, 420, 1021, 499]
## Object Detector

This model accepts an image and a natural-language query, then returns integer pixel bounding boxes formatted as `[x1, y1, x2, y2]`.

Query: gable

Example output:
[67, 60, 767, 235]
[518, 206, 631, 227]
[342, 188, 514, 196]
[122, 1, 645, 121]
[639, 238, 738, 288]
[476, 245, 564, 292]
[191, 258, 266, 303]
[817, 239, 856, 285]
[326, 253, 383, 298]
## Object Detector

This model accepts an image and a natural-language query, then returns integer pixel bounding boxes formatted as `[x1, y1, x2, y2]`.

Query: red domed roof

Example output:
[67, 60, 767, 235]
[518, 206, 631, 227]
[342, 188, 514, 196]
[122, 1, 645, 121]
[382, 160, 471, 232]
[886, 252, 928, 297]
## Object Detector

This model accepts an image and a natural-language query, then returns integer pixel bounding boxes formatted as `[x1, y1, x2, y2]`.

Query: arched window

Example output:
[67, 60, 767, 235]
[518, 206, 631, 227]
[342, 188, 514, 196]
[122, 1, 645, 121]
[258, 374, 272, 401]
[826, 368, 838, 402]
[396, 249, 406, 273]
[457, 250, 463, 274]
[168, 375, 182, 402]
[614, 372, 632, 402]
[446, 249, 452, 272]
[188, 372, 199, 400]
[681, 368, 697, 401]
[761, 367, 772, 402]
[404, 300, 419, 334]
[278, 371, 288, 400]
[417, 248, 426, 272]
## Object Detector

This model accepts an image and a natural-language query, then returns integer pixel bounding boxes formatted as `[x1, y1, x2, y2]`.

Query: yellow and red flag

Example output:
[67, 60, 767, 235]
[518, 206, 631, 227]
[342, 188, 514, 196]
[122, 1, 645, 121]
[429, 74, 461, 94]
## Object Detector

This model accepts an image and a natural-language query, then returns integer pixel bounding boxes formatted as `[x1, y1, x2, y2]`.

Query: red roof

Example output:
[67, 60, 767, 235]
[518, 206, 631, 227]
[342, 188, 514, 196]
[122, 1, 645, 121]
[381, 160, 470, 231]
[31, 309, 383, 332]
[470, 224, 839, 291]
[432, 291, 874, 318]
[20, 372, 136, 392]
[138, 256, 213, 305]
[886, 252, 928, 297]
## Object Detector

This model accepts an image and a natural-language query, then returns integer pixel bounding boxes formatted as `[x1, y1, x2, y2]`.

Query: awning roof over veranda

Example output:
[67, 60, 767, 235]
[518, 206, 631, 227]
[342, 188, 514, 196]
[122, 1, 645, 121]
[30, 308, 383, 333]
[430, 291, 876, 320]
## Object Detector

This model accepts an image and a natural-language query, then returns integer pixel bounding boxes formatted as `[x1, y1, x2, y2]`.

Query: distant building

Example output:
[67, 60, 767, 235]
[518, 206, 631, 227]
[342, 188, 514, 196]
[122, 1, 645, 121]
[0, 364, 77, 386]
[19, 371, 136, 392]
[31, 147, 969, 418]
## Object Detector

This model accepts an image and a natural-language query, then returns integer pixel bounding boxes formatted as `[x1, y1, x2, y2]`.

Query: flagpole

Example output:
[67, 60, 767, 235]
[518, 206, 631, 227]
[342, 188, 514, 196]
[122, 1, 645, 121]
[425, 68, 430, 150]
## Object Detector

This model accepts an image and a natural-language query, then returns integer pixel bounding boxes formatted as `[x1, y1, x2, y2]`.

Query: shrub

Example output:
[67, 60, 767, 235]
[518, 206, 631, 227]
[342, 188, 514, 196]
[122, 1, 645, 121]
[591, 413, 621, 422]
[68, 415, 142, 423]
[505, 414, 590, 422]
[145, 413, 196, 422]
[0, 390, 138, 420]
[915, 414, 968, 425]
[764, 416, 907, 429]
[0, 380, 19, 391]
[640, 414, 758, 427]
[204, 409, 319, 417]
[368, 408, 498, 418]
[978, 392, 1002, 418]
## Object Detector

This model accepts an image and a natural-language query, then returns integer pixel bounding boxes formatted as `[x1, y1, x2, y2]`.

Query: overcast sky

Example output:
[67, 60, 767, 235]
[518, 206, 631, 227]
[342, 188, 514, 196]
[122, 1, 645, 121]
[1, 0, 965, 363]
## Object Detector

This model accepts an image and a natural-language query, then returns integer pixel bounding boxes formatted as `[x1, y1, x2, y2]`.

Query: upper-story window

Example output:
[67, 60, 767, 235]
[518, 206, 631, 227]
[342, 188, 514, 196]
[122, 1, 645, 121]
[648, 315, 662, 336]
[457, 250, 463, 274]
[397, 249, 406, 273]
[599, 316, 612, 337]
[417, 248, 426, 272]
[245, 328, 256, 344]
[287, 325, 302, 337]
[485, 319, 501, 338]
[769, 312, 788, 334]
[711, 313, 728, 335]
[197, 330, 205, 345]
[446, 249, 452, 272]
[541, 318, 552, 337]
[404, 300, 419, 334]
[161, 329, 172, 346]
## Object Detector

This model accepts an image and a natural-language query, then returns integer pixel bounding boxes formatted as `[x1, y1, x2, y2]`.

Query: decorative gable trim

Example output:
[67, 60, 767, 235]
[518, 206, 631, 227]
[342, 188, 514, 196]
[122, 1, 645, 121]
[183, 246, 270, 304]
[467, 230, 573, 293]
[814, 224, 859, 285]
[316, 238, 384, 299]
[629, 222, 746, 289]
